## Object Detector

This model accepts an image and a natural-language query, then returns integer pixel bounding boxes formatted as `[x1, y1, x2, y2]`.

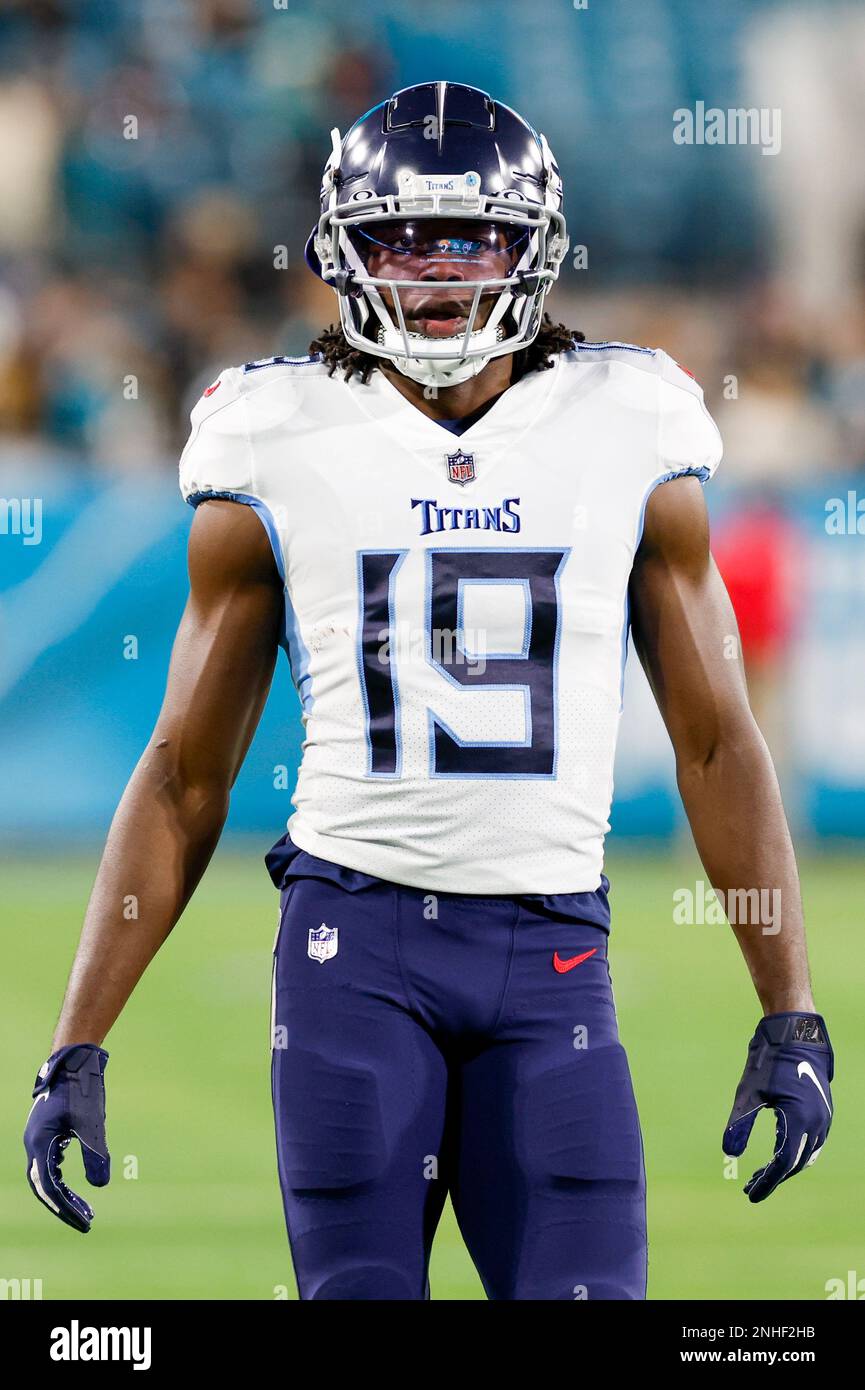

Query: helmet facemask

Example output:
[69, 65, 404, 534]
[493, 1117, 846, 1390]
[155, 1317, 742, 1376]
[313, 158, 569, 388]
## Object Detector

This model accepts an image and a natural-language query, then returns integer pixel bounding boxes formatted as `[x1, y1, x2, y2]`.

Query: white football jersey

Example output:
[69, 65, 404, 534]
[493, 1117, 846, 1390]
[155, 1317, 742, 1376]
[180, 343, 722, 893]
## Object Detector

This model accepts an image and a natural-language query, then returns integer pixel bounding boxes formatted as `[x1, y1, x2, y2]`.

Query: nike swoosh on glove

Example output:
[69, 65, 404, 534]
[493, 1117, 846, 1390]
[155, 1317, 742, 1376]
[722, 1012, 833, 1203]
[24, 1043, 110, 1233]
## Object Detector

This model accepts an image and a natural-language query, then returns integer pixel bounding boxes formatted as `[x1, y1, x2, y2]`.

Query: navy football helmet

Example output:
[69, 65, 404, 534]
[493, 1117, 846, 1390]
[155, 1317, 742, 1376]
[305, 81, 569, 387]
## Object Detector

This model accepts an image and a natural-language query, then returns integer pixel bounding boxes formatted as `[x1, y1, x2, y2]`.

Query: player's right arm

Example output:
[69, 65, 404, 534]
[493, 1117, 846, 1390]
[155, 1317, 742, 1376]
[24, 499, 282, 1230]
[55, 499, 283, 1047]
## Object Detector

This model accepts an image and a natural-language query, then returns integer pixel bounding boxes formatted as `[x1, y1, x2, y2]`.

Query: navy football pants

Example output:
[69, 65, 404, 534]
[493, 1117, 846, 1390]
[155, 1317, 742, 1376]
[271, 874, 647, 1300]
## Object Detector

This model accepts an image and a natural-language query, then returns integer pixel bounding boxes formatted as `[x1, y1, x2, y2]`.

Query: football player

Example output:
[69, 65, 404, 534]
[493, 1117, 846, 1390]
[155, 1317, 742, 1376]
[24, 82, 833, 1299]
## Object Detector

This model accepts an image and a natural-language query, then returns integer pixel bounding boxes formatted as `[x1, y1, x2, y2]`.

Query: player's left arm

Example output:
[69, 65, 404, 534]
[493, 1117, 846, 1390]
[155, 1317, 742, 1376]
[629, 474, 833, 1200]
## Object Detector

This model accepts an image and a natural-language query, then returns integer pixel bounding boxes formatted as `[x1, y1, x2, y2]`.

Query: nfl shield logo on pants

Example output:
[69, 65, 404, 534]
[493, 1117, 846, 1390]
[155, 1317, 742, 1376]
[308, 922, 338, 964]
[446, 449, 476, 486]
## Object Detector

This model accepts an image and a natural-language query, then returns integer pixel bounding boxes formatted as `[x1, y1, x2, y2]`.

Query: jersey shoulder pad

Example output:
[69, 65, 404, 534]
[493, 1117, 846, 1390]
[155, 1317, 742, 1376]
[564, 340, 702, 392]
[653, 349, 723, 482]
[180, 365, 251, 504]
[561, 341, 722, 482]
[178, 355, 327, 504]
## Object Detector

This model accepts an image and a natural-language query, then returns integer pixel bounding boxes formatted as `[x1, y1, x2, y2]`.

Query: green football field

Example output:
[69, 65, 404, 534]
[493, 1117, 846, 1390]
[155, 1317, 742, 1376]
[2, 847, 861, 1301]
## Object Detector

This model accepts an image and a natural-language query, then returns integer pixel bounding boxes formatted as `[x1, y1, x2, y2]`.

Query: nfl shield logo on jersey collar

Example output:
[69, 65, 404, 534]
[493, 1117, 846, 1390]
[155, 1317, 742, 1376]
[446, 449, 476, 486]
[308, 922, 338, 963]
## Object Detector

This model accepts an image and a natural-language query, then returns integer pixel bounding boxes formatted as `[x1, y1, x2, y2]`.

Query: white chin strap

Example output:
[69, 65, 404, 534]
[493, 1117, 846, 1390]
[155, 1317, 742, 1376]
[380, 324, 502, 388]
[391, 350, 492, 387]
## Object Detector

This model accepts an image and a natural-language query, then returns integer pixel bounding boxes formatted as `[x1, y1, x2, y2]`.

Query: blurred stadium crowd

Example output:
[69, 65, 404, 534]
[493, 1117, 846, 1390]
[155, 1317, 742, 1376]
[1, 0, 864, 839]
[2, 0, 865, 481]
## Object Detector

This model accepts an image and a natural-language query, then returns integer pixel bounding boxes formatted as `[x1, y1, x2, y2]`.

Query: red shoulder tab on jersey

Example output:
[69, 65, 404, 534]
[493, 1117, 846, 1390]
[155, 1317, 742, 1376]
[673, 360, 698, 383]
[202, 379, 221, 398]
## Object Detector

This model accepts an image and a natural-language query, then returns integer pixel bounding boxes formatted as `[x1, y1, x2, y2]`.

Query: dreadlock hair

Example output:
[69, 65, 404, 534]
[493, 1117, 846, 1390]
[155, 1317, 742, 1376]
[309, 313, 586, 385]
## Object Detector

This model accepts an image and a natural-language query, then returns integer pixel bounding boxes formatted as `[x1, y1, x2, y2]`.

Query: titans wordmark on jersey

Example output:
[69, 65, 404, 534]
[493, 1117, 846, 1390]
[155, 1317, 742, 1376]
[179, 343, 722, 894]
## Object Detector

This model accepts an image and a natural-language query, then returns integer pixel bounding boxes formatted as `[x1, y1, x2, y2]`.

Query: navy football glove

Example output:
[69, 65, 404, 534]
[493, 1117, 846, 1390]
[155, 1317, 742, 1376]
[723, 1012, 833, 1203]
[24, 1043, 110, 1233]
